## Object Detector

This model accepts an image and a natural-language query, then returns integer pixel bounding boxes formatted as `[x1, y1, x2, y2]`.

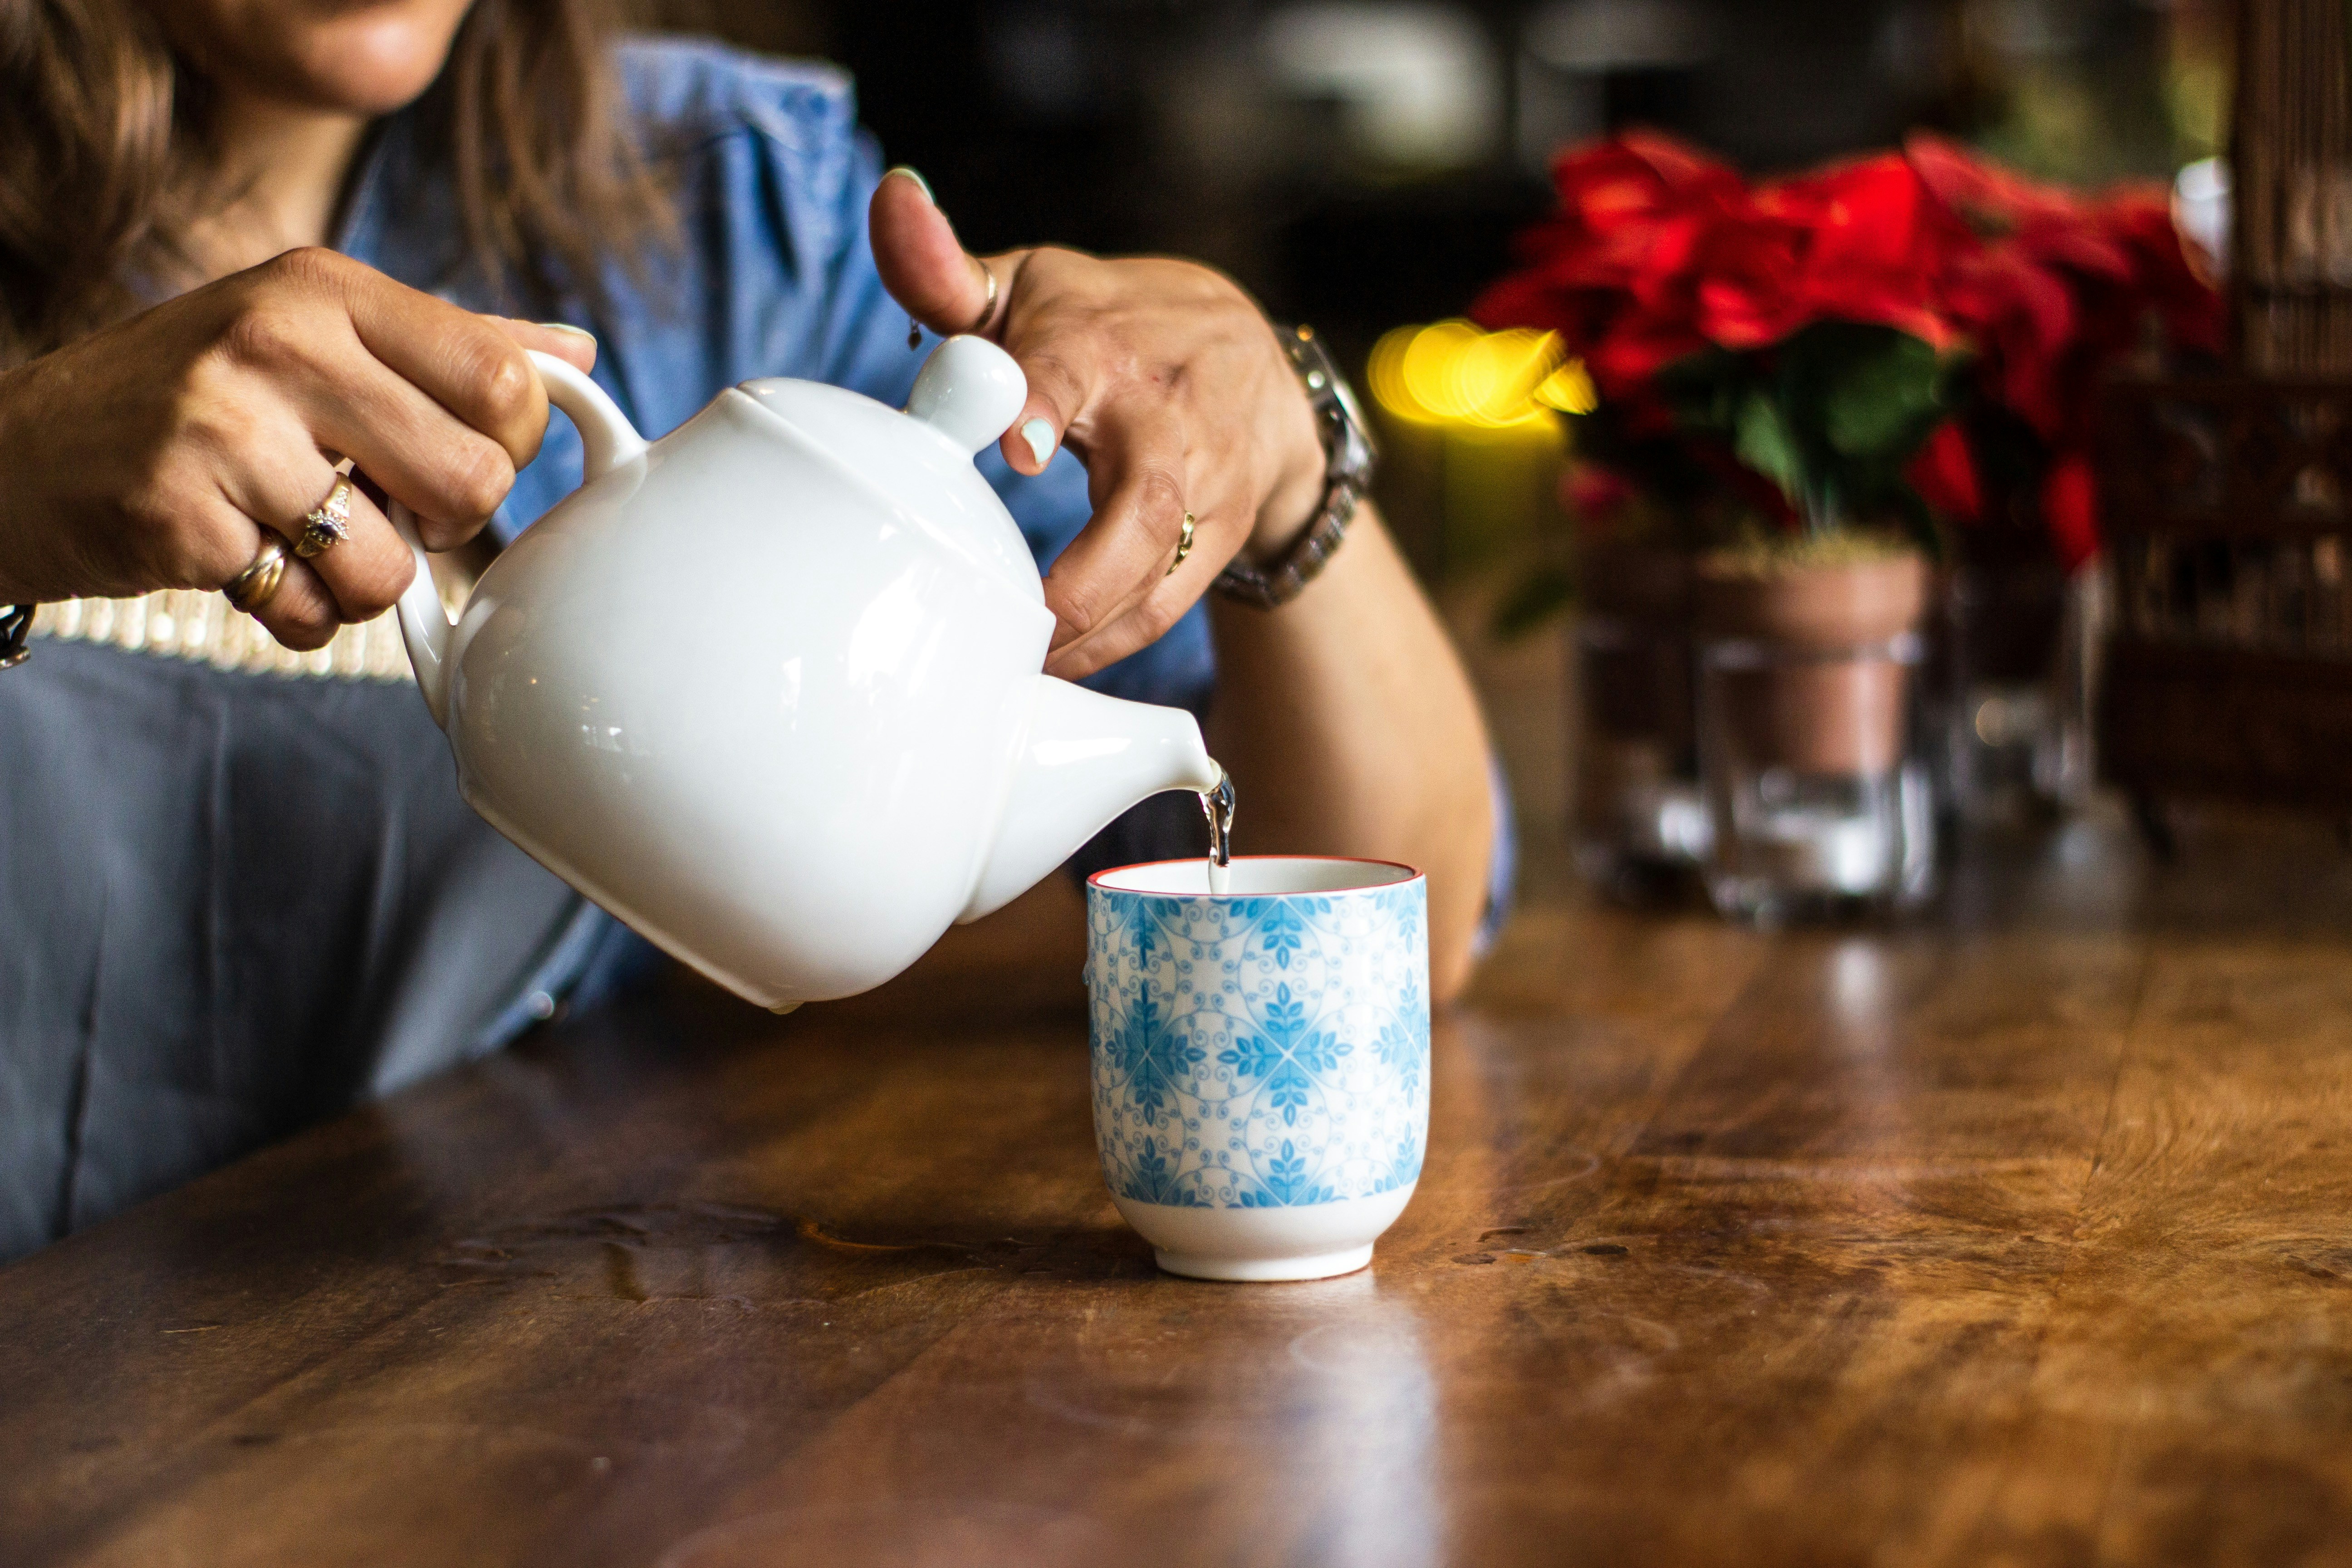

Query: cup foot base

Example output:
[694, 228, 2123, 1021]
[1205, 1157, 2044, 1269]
[1110, 1187, 1414, 1284]
[1153, 1243, 1374, 1283]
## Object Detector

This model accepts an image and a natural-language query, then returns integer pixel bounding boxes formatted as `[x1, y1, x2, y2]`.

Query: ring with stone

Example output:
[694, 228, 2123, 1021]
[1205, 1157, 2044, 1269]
[223, 534, 289, 613]
[294, 475, 353, 559]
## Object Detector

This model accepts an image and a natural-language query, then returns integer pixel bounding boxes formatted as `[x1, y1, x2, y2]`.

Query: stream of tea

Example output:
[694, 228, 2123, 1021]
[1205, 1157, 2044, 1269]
[1200, 767, 1235, 895]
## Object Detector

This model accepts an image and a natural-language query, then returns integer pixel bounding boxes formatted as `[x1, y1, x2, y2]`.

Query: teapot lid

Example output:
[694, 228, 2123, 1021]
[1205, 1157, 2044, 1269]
[735, 337, 1043, 604]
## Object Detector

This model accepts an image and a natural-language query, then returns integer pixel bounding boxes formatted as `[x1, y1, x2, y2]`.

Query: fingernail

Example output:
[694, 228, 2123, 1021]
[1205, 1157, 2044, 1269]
[1021, 418, 1056, 468]
[537, 321, 596, 341]
[884, 166, 935, 205]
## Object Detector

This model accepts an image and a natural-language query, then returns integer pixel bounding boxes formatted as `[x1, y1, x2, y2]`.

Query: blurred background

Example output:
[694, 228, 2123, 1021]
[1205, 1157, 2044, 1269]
[645, 0, 2235, 891]
[649, 0, 2228, 549]
[660, 0, 2225, 339]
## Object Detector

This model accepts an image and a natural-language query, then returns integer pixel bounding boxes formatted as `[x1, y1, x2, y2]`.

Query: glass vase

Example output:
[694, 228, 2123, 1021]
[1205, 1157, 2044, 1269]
[1695, 554, 1936, 923]
[1940, 558, 2102, 824]
[1570, 544, 1710, 899]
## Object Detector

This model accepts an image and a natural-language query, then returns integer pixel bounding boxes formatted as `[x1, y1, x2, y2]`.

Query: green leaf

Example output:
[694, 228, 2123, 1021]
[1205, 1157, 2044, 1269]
[1821, 330, 1947, 459]
[1733, 389, 1803, 500]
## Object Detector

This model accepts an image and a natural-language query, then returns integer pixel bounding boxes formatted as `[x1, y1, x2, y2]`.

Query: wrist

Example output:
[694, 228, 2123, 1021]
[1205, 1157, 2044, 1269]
[1245, 443, 1329, 564]
[1215, 323, 1377, 609]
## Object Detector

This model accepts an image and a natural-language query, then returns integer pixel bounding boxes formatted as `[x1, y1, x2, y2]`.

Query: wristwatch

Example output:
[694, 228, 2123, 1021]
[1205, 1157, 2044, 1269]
[1213, 324, 1378, 609]
[0, 604, 30, 669]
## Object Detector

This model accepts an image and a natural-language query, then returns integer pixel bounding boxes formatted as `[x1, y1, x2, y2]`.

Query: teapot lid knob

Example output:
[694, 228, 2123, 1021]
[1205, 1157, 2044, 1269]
[904, 335, 1028, 457]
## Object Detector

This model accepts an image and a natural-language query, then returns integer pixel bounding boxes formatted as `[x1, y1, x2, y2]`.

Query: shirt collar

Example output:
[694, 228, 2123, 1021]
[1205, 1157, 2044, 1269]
[333, 109, 472, 303]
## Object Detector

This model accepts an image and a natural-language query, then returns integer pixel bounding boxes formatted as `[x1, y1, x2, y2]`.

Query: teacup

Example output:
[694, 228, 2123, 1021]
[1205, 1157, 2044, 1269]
[1084, 856, 1429, 1281]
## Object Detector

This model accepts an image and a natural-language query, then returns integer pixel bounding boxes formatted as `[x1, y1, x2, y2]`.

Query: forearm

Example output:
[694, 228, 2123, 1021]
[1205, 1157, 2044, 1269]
[1205, 505, 1495, 1000]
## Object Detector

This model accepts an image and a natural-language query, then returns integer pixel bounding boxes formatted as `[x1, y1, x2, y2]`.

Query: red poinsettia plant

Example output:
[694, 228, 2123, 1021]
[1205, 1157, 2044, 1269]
[1474, 129, 2222, 574]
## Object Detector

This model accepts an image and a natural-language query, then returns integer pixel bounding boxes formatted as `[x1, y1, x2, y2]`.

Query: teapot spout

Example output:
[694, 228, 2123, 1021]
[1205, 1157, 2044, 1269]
[961, 676, 1221, 923]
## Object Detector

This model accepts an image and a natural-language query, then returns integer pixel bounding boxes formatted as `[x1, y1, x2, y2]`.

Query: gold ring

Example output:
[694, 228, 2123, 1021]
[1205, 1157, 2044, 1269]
[1167, 511, 1196, 576]
[295, 475, 353, 559]
[966, 260, 1000, 335]
[223, 535, 289, 613]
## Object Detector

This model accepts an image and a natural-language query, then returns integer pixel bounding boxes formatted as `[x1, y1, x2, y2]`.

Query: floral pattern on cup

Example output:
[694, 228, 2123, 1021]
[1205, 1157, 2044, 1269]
[1086, 876, 1429, 1210]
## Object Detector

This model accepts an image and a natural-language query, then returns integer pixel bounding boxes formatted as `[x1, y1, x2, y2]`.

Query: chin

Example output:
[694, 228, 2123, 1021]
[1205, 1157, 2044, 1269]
[248, 0, 468, 116]
[278, 7, 466, 113]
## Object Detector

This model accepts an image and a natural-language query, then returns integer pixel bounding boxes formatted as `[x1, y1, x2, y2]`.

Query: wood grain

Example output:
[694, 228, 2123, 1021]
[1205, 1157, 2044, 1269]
[7, 806, 2352, 1566]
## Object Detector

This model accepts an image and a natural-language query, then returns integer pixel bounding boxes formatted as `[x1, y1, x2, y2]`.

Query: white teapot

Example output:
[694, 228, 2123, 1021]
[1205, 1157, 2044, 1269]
[392, 337, 1220, 1011]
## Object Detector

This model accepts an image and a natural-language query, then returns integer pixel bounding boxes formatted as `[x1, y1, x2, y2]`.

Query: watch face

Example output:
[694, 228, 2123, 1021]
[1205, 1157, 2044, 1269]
[1329, 371, 1373, 458]
[1296, 333, 1377, 472]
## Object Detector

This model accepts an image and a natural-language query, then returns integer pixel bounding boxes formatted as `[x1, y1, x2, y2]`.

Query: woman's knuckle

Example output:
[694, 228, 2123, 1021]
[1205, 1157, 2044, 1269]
[1056, 581, 1107, 637]
[416, 514, 470, 551]
[220, 303, 307, 372]
[341, 582, 399, 621]
[119, 485, 210, 585]
[147, 531, 209, 590]
[196, 397, 269, 464]
[445, 440, 514, 520]
[176, 534, 239, 589]
[1135, 468, 1186, 527]
[173, 354, 232, 416]
[259, 246, 347, 296]
[472, 345, 537, 430]
[1023, 348, 1086, 400]
[270, 604, 334, 650]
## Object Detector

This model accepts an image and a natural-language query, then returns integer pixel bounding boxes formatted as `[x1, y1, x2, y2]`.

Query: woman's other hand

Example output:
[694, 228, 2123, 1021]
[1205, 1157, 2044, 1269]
[0, 248, 595, 650]
[869, 170, 1326, 680]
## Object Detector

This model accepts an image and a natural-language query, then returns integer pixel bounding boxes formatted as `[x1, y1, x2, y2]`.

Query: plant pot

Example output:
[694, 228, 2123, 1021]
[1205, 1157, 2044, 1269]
[1695, 551, 1935, 922]
[1572, 543, 1710, 897]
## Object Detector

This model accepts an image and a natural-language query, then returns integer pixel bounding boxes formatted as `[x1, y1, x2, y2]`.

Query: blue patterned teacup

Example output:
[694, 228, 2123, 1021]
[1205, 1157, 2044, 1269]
[1084, 856, 1429, 1281]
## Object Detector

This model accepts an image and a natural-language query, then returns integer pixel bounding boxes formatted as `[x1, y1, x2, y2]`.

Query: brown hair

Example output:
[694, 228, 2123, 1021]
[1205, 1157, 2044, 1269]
[0, 0, 672, 366]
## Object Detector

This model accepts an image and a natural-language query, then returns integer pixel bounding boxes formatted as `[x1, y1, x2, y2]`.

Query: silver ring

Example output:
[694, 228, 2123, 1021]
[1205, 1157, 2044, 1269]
[223, 535, 289, 613]
[295, 476, 353, 559]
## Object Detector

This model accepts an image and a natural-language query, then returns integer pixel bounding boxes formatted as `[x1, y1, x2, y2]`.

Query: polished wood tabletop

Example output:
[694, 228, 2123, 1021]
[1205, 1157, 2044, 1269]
[8, 806, 2352, 1567]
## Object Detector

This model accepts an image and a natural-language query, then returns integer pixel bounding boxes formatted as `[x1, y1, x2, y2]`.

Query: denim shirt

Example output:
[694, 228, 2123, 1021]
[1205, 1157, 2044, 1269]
[335, 39, 1508, 1032]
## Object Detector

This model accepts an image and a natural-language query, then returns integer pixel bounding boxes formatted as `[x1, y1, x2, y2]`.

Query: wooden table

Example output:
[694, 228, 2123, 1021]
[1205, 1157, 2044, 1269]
[9, 806, 2352, 1567]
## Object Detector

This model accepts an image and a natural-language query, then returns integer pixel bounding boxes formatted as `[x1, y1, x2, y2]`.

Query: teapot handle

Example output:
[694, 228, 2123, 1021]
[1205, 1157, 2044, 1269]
[393, 350, 648, 727]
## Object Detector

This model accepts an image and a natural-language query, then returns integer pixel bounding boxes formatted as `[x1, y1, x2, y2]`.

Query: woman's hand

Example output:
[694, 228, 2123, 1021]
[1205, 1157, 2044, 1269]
[870, 170, 1327, 679]
[0, 247, 594, 650]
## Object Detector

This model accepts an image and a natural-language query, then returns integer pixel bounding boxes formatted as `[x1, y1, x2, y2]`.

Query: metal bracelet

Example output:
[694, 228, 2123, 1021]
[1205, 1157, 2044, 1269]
[1212, 478, 1364, 610]
[0, 603, 32, 670]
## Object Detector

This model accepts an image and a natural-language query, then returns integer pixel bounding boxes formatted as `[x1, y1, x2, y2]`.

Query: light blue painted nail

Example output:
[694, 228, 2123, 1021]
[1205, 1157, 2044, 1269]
[1021, 418, 1056, 468]
[883, 166, 935, 205]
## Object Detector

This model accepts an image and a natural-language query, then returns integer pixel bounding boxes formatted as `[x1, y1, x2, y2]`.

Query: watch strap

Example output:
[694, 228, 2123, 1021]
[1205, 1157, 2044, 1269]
[1212, 475, 1364, 610]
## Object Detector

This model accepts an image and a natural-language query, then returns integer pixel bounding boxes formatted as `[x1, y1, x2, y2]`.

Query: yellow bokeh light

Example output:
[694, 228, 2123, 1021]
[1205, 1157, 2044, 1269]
[1533, 358, 1597, 416]
[1401, 320, 1484, 419]
[1367, 320, 1590, 430]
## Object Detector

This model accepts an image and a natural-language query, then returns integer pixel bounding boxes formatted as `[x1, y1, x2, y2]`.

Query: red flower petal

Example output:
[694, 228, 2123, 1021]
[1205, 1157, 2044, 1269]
[1907, 420, 1983, 523]
[2042, 454, 2101, 572]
